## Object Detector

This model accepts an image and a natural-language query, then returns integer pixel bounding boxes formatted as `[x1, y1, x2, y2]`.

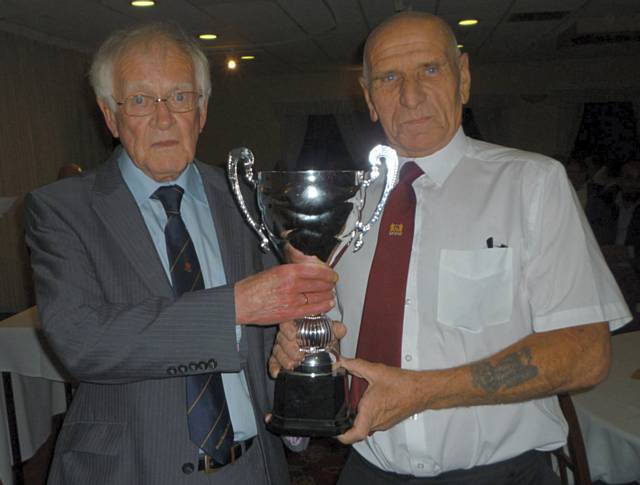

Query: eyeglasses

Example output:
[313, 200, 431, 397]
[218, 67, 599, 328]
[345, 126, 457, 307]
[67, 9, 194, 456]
[114, 91, 202, 116]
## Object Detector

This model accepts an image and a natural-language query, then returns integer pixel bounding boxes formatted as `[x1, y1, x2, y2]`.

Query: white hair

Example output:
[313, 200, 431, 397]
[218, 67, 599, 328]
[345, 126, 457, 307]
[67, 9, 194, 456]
[89, 22, 211, 111]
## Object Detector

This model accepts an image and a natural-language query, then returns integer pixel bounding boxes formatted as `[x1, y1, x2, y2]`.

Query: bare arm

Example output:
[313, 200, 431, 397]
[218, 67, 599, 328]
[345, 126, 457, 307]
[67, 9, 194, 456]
[338, 322, 610, 443]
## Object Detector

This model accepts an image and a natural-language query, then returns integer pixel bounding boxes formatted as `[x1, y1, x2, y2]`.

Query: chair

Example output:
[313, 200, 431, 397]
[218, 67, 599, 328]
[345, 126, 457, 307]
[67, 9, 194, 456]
[552, 393, 592, 485]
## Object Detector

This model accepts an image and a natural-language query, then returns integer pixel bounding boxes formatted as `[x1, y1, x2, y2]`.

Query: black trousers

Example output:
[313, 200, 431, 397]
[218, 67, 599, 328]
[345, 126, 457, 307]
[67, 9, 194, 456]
[337, 449, 562, 485]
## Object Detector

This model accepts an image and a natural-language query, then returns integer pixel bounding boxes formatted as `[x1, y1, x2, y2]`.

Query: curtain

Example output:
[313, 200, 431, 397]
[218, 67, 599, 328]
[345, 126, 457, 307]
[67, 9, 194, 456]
[279, 112, 309, 170]
[0, 31, 111, 313]
[274, 98, 376, 169]
[335, 110, 387, 167]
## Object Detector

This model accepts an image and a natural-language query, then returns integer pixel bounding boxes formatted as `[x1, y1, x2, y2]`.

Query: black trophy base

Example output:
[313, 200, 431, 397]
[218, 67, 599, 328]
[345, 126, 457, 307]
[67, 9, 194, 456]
[268, 367, 354, 437]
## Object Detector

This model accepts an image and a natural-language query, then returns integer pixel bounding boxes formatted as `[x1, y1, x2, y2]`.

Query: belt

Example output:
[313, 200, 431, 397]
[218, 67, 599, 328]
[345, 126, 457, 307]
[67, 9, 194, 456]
[198, 437, 254, 473]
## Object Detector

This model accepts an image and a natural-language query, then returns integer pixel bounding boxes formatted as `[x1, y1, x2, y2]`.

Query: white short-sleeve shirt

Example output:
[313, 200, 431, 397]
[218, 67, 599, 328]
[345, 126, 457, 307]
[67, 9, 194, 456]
[334, 128, 631, 476]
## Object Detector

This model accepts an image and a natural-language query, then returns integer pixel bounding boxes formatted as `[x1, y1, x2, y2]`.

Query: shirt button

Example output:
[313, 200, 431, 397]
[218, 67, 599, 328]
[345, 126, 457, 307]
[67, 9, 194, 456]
[181, 462, 195, 474]
[405, 298, 412, 305]
[405, 354, 412, 362]
[417, 463, 425, 470]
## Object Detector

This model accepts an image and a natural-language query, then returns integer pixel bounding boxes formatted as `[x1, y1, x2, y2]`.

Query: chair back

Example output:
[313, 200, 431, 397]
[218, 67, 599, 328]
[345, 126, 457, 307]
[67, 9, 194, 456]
[552, 393, 592, 485]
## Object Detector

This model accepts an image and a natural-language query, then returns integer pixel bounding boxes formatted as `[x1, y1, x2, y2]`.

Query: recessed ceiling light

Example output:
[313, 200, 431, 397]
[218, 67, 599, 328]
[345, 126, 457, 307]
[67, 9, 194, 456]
[458, 19, 479, 26]
[227, 59, 237, 70]
[130, 0, 155, 7]
[198, 34, 218, 40]
[240, 55, 255, 60]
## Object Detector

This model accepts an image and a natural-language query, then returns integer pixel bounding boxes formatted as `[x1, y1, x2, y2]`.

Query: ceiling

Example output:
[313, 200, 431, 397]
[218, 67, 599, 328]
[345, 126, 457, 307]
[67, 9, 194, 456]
[1, 0, 639, 75]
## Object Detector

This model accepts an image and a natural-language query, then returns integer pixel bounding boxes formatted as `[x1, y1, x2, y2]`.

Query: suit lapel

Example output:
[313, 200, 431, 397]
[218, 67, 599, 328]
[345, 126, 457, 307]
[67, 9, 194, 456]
[198, 161, 255, 358]
[91, 149, 173, 297]
[197, 161, 246, 284]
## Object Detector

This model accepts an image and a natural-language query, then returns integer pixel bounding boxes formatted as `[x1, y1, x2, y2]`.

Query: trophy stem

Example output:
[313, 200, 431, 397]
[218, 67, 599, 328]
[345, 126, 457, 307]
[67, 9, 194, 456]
[267, 313, 354, 436]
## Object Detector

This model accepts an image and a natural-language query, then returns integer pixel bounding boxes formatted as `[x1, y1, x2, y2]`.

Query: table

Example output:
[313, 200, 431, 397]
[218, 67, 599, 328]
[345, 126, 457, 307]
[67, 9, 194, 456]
[0, 307, 69, 485]
[572, 331, 640, 484]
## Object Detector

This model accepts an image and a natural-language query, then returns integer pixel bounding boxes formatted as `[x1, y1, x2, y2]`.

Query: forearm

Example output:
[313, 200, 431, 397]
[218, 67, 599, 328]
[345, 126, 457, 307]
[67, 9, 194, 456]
[415, 322, 611, 411]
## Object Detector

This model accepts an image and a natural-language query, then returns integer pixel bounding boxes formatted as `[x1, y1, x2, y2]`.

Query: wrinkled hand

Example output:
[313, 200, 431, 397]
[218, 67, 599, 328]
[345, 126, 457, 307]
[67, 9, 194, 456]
[337, 359, 425, 444]
[235, 263, 337, 325]
[268, 320, 347, 378]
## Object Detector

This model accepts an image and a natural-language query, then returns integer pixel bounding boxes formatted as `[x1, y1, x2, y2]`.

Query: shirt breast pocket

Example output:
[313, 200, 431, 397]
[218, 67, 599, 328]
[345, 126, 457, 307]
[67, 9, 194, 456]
[437, 248, 513, 332]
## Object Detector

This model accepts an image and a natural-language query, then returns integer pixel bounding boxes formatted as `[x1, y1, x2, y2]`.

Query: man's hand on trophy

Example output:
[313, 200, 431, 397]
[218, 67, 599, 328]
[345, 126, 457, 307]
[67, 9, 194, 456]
[268, 319, 347, 378]
[337, 359, 425, 445]
[234, 264, 337, 325]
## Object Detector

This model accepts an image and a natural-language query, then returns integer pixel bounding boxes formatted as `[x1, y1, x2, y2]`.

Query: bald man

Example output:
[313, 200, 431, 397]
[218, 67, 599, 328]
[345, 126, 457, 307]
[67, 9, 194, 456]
[272, 12, 630, 485]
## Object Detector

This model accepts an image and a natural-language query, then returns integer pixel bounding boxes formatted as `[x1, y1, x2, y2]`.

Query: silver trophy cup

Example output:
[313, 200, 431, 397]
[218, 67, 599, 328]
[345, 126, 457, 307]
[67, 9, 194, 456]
[228, 146, 398, 436]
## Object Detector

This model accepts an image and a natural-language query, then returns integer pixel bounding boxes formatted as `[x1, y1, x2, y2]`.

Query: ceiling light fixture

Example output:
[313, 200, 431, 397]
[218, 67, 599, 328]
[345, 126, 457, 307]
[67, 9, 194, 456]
[130, 0, 155, 7]
[458, 19, 479, 26]
[198, 34, 218, 40]
[240, 55, 255, 60]
[227, 59, 237, 70]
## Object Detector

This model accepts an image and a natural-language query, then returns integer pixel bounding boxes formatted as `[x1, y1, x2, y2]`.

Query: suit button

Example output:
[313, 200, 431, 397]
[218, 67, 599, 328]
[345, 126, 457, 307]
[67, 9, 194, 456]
[166, 367, 177, 375]
[207, 359, 217, 369]
[178, 365, 188, 374]
[189, 362, 199, 371]
[182, 462, 195, 474]
[198, 361, 207, 370]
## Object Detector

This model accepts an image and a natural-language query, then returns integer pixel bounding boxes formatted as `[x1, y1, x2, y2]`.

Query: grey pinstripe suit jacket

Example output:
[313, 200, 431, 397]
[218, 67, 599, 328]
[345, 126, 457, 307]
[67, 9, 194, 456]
[25, 148, 290, 485]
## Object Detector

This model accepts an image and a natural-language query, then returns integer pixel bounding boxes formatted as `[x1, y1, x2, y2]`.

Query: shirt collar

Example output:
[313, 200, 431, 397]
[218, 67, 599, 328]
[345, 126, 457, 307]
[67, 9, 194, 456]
[398, 127, 468, 187]
[117, 150, 207, 207]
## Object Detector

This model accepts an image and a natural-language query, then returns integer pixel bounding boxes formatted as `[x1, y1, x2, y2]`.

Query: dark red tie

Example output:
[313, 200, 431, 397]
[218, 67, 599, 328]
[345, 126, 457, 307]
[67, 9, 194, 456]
[350, 161, 423, 408]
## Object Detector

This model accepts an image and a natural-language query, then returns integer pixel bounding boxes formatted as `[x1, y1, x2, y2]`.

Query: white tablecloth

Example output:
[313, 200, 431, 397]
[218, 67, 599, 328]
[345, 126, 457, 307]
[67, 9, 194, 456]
[0, 306, 69, 485]
[572, 331, 640, 484]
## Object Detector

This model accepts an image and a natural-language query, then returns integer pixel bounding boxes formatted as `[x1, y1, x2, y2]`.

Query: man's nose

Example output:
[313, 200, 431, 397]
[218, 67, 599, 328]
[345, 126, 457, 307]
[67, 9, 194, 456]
[152, 100, 174, 128]
[399, 77, 427, 109]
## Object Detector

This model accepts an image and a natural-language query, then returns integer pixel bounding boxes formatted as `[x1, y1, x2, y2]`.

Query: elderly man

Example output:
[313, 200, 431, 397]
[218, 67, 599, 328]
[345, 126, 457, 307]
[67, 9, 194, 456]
[25, 23, 337, 485]
[272, 12, 630, 485]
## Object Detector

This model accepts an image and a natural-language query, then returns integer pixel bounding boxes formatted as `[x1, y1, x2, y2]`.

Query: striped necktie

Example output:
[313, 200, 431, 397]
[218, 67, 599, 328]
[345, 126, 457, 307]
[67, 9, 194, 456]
[350, 162, 423, 408]
[152, 185, 234, 464]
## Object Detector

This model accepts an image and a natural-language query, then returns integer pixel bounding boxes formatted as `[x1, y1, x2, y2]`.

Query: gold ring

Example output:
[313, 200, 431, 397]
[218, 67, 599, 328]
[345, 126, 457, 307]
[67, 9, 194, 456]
[302, 293, 309, 305]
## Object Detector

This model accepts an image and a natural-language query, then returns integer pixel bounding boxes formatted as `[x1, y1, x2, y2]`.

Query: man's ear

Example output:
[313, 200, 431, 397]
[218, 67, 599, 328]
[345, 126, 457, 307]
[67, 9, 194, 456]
[458, 53, 471, 105]
[359, 77, 379, 123]
[97, 98, 120, 138]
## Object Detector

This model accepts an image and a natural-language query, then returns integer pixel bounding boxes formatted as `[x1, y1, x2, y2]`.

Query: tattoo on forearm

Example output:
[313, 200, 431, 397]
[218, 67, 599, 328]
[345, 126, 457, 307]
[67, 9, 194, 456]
[471, 348, 539, 395]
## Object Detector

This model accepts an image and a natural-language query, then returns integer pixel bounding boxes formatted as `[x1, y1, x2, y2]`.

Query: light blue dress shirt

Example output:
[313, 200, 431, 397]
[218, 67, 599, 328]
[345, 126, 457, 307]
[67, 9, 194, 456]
[118, 152, 257, 441]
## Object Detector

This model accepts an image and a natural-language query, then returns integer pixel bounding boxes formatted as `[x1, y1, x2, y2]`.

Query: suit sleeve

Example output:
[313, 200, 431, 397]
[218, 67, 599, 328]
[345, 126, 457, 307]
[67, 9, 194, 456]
[25, 189, 243, 384]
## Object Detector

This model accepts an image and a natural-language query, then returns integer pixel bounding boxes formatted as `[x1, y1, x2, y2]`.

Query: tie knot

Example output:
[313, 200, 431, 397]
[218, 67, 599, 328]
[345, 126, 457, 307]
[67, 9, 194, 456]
[152, 185, 184, 215]
[399, 161, 423, 185]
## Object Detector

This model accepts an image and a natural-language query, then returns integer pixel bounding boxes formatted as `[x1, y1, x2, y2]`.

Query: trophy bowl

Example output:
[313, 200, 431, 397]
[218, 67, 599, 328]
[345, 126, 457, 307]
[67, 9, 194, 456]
[228, 146, 398, 436]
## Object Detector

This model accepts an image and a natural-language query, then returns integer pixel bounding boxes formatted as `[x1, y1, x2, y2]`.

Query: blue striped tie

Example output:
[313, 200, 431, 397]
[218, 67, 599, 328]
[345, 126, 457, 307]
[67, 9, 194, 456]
[152, 185, 234, 464]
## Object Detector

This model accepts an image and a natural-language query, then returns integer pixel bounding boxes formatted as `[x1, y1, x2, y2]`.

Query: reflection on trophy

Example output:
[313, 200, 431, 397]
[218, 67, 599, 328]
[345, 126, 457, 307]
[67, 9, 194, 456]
[228, 146, 398, 436]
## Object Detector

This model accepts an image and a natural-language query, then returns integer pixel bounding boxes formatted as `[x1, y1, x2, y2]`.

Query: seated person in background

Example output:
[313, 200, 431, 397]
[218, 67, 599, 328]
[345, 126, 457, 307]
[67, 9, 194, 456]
[586, 159, 640, 256]
[564, 157, 589, 208]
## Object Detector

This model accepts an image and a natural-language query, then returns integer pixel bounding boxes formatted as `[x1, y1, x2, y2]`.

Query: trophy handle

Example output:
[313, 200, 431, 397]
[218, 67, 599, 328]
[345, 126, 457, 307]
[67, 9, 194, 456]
[227, 147, 271, 252]
[353, 145, 399, 251]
